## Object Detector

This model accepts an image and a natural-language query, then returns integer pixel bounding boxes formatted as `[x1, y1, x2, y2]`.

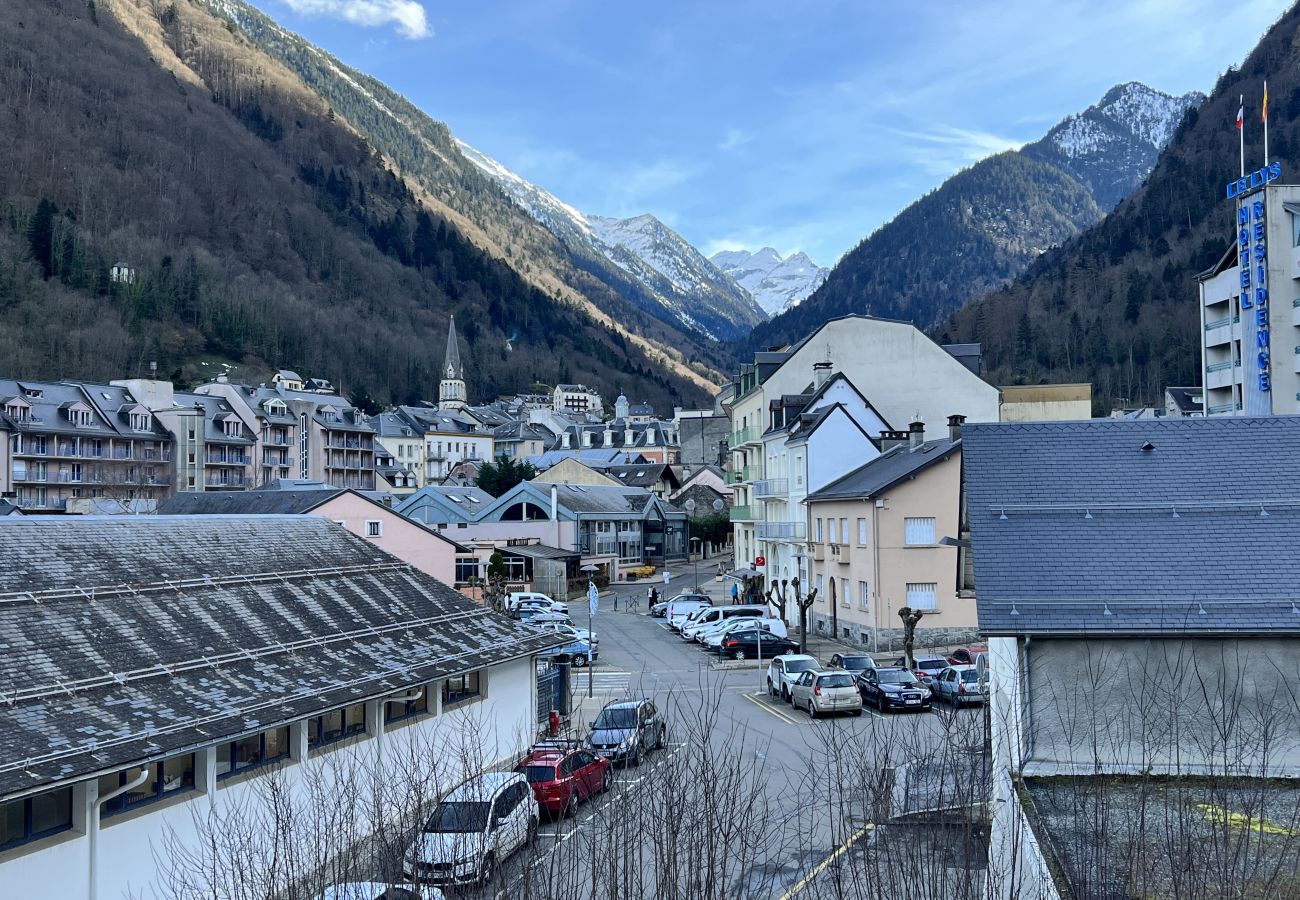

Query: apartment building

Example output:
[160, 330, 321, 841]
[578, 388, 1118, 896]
[805, 418, 972, 649]
[0, 379, 173, 510]
[392, 405, 493, 483]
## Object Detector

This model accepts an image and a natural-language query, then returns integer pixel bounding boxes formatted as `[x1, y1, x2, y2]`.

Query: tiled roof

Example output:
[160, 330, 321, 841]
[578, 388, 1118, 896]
[808, 438, 958, 501]
[158, 488, 345, 515]
[0, 516, 558, 799]
[963, 416, 1300, 636]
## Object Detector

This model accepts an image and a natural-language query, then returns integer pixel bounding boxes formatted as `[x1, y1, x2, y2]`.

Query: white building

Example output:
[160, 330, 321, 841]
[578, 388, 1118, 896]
[1196, 167, 1300, 415]
[552, 384, 603, 416]
[0, 515, 560, 899]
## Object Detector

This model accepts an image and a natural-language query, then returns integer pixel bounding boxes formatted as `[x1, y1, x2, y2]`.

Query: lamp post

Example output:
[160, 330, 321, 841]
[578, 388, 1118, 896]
[580, 563, 598, 699]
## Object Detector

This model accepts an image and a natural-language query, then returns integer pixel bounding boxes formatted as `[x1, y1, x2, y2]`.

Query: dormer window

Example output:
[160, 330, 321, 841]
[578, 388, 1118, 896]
[130, 413, 151, 432]
[5, 402, 29, 423]
[263, 399, 287, 416]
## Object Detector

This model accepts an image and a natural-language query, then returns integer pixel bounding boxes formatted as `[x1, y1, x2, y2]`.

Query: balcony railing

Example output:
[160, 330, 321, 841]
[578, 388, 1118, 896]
[726, 465, 761, 485]
[755, 521, 806, 541]
[730, 426, 759, 447]
[1205, 360, 1235, 373]
[752, 478, 788, 499]
[206, 476, 247, 487]
[729, 505, 757, 522]
[207, 453, 250, 465]
[1206, 402, 1242, 415]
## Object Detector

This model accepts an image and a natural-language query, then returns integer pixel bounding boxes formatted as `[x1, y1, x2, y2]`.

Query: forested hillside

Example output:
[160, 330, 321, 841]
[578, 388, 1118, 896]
[748, 153, 1101, 347]
[943, 6, 1300, 408]
[0, 0, 711, 409]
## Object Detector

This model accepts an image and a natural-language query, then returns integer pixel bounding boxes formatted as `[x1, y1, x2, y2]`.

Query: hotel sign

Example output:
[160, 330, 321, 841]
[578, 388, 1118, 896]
[1225, 161, 1282, 199]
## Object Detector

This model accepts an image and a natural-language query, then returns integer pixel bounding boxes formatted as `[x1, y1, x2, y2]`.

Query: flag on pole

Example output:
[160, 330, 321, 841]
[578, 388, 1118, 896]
[1237, 102, 1244, 130]
[1262, 81, 1269, 123]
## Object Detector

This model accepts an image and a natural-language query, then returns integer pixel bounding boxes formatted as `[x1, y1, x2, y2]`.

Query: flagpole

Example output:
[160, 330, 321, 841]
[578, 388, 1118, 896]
[1263, 81, 1269, 166]
[1240, 93, 1246, 177]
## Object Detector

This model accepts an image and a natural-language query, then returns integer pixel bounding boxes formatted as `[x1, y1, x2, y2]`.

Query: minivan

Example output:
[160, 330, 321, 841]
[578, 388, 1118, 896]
[665, 595, 712, 630]
[680, 605, 768, 642]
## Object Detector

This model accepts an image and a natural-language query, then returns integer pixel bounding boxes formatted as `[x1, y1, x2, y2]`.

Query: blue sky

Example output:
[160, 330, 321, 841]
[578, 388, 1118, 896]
[263, 0, 1286, 266]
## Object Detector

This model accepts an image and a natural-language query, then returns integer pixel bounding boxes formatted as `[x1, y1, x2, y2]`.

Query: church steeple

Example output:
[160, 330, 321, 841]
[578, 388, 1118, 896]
[439, 314, 467, 411]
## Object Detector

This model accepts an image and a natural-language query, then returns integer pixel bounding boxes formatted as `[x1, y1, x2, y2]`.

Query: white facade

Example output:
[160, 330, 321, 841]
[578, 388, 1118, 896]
[1198, 180, 1300, 415]
[0, 658, 537, 900]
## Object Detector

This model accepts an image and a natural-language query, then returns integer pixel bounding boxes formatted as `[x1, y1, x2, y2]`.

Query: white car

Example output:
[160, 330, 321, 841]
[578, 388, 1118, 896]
[506, 591, 556, 611]
[526, 620, 598, 646]
[667, 600, 712, 631]
[682, 606, 770, 642]
[701, 617, 787, 649]
[515, 598, 570, 617]
[317, 884, 443, 900]
[403, 772, 538, 886]
[765, 654, 819, 702]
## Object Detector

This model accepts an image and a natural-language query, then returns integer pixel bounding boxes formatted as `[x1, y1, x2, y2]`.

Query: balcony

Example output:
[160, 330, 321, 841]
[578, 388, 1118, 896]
[265, 435, 292, 446]
[730, 426, 760, 447]
[206, 475, 247, 488]
[1205, 359, 1240, 390]
[755, 521, 806, 541]
[811, 543, 826, 561]
[725, 465, 761, 485]
[752, 478, 788, 499]
[1207, 402, 1242, 415]
[1204, 314, 1239, 348]
[1294, 297, 1300, 326]
[206, 453, 250, 465]
[729, 505, 757, 522]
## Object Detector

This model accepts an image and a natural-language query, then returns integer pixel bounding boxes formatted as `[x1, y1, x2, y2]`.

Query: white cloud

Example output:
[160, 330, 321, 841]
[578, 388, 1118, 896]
[718, 128, 753, 152]
[279, 0, 432, 39]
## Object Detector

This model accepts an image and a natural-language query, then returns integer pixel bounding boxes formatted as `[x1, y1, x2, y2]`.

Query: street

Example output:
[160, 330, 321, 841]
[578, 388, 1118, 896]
[467, 572, 989, 900]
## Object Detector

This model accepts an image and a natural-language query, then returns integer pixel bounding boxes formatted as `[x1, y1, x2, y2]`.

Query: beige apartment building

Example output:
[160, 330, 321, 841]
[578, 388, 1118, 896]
[805, 420, 977, 651]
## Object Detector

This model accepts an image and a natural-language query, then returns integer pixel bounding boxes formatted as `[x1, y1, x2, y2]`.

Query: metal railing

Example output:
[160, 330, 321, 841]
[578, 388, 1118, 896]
[755, 521, 806, 540]
[731, 426, 759, 446]
[729, 505, 757, 522]
[752, 478, 788, 499]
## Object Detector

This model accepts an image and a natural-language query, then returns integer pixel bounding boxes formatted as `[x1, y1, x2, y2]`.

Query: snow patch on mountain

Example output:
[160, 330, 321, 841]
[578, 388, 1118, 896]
[1049, 82, 1202, 159]
[710, 248, 828, 315]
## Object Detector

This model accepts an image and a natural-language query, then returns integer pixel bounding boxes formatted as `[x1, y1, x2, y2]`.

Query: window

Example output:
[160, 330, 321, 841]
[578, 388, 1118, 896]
[904, 517, 936, 545]
[815, 574, 824, 600]
[838, 518, 848, 545]
[308, 703, 367, 750]
[365, 520, 383, 538]
[99, 754, 196, 818]
[814, 518, 823, 543]
[841, 578, 850, 607]
[858, 581, 870, 610]
[1293, 212, 1300, 248]
[857, 518, 868, 545]
[216, 727, 290, 779]
[906, 583, 938, 610]
[385, 687, 431, 724]
[455, 558, 480, 584]
[0, 786, 72, 851]
[443, 671, 482, 708]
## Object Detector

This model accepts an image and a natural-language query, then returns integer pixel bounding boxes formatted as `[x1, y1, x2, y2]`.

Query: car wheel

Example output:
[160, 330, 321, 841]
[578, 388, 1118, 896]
[564, 789, 579, 819]
[767, 679, 776, 698]
[732, 648, 747, 660]
[601, 768, 614, 793]
[809, 701, 819, 719]
[782, 687, 791, 703]
[853, 708, 863, 717]
[478, 853, 496, 885]
[876, 693, 886, 713]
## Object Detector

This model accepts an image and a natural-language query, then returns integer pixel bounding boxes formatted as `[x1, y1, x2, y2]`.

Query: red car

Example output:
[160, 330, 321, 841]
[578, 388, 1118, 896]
[516, 741, 613, 818]
[949, 646, 989, 666]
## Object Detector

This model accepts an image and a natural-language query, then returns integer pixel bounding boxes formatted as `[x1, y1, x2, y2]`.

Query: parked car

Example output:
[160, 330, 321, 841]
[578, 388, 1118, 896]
[403, 772, 537, 886]
[766, 654, 819, 701]
[585, 698, 666, 766]
[827, 652, 877, 677]
[516, 740, 613, 818]
[666, 596, 713, 631]
[317, 884, 439, 900]
[680, 605, 769, 642]
[857, 666, 931, 712]
[525, 620, 598, 647]
[650, 599, 672, 618]
[890, 654, 951, 687]
[949, 646, 989, 667]
[718, 627, 799, 660]
[515, 597, 570, 617]
[700, 616, 788, 649]
[517, 610, 574, 628]
[538, 638, 597, 667]
[789, 670, 863, 718]
[506, 591, 557, 612]
[930, 665, 988, 706]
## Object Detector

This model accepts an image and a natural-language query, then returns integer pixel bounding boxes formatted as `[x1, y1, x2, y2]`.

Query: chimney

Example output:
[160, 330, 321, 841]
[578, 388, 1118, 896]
[947, 414, 966, 442]
[879, 430, 908, 452]
[908, 420, 925, 450]
[550, 484, 558, 521]
[813, 361, 832, 390]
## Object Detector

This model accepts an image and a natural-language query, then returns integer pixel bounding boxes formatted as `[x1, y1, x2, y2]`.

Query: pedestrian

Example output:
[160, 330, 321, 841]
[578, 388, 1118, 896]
[648, 586, 658, 612]
[730, 582, 739, 605]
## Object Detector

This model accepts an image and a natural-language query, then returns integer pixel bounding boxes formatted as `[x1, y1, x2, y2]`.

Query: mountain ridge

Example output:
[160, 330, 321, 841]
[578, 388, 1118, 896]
[710, 247, 829, 316]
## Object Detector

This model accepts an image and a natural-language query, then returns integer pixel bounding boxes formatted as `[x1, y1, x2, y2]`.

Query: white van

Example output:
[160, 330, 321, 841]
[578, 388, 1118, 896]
[680, 605, 769, 642]
[665, 595, 712, 631]
[506, 591, 555, 612]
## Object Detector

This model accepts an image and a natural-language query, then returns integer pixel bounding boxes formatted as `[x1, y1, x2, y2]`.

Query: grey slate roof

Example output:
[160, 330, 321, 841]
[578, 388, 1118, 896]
[962, 416, 1300, 636]
[0, 516, 558, 799]
[807, 438, 959, 501]
[158, 488, 346, 515]
[1165, 386, 1204, 416]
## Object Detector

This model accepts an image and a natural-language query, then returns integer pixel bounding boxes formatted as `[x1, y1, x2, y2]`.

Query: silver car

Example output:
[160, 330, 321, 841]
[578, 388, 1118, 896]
[931, 665, 988, 706]
[789, 670, 863, 718]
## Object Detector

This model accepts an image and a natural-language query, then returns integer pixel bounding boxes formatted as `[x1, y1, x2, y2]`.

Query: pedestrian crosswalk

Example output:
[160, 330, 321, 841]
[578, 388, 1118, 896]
[578, 671, 631, 694]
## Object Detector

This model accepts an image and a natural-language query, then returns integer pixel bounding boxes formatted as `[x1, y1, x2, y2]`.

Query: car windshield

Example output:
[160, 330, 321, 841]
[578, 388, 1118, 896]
[839, 656, 873, 670]
[521, 764, 556, 783]
[593, 707, 638, 729]
[424, 800, 492, 833]
[961, 670, 980, 682]
[818, 673, 854, 688]
[918, 659, 948, 671]
[785, 660, 816, 674]
[879, 670, 919, 685]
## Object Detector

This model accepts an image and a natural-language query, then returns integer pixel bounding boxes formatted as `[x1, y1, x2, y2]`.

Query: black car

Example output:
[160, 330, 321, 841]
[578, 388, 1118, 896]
[857, 666, 932, 712]
[585, 699, 666, 766]
[717, 628, 799, 660]
[827, 652, 876, 677]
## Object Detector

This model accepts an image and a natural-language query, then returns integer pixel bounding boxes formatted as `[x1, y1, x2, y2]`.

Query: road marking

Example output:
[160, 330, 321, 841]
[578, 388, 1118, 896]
[741, 691, 803, 726]
[776, 822, 876, 900]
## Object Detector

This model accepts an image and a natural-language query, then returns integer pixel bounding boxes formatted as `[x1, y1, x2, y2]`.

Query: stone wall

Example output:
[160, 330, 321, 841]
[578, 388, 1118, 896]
[809, 611, 980, 653]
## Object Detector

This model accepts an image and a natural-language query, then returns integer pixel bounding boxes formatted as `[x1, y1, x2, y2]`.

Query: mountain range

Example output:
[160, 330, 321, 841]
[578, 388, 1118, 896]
[749, 81, 1203, 350]
[943, 4, 1300, 408]
[709, 248, 829, 316]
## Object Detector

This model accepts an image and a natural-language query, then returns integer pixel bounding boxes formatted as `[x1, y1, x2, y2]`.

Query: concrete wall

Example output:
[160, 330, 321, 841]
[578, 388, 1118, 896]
[998, 385, 1092, 423]
[0, 658, 537, 900]
[1023, 637, 1300, 776]
[315, 494, 458, 585]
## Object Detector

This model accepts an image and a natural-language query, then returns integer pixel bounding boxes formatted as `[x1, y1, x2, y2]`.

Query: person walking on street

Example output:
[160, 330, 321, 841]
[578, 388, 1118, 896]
[648, 586, 658, 612]
[730, 582, 739, 605]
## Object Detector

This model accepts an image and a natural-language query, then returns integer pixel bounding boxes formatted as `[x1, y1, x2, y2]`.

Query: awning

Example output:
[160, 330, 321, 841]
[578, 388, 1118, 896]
[499, 544, 579, 562]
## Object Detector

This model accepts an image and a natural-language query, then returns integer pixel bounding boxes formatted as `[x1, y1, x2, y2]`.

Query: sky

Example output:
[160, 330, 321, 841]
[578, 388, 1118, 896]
[259, 0, 1287, 266]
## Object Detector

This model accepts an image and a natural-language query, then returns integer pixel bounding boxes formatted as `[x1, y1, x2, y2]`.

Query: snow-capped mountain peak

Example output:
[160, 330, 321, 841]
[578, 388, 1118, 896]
[709, 247, 828, 316]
